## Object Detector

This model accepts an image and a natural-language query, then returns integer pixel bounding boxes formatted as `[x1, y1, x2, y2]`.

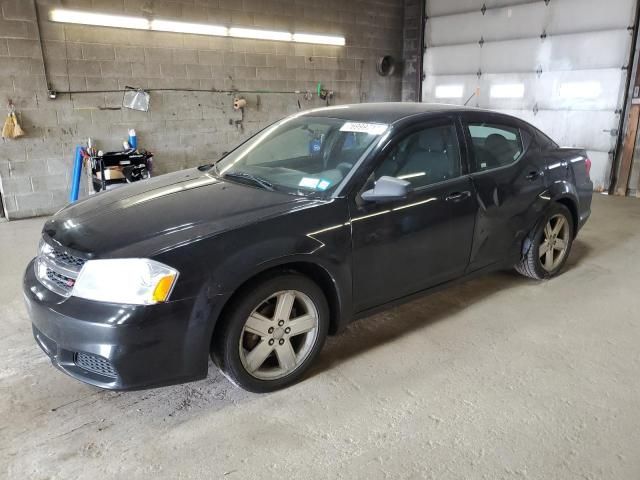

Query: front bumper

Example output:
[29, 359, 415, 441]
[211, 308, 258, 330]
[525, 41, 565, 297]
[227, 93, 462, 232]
[24, 259, 211, 390]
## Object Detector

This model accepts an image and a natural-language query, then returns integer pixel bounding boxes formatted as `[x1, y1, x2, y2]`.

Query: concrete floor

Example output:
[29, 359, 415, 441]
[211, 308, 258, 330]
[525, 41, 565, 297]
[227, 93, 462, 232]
[1, 194, 639, 479]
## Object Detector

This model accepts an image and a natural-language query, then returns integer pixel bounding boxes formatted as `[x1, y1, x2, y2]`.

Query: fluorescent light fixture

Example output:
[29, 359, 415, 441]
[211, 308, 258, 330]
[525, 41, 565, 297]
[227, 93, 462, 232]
[558, 81, 601, 99]
[435, 84, 464, 98]
[293, 33, 345, 46]
[49, 8, 346, 46]
[50, 9, 150, 29]
[229, 27, 292, 42]
[490, 83, 525, 98]
[151, 19, 227, 36]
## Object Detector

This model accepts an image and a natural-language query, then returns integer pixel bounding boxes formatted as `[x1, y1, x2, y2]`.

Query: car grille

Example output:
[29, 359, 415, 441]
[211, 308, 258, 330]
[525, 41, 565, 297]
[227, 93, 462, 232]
[75, 352, 117, 379]
[45, 267, 76, 291]
[35, 238, 87, 297]
[51, 249, 86, 268]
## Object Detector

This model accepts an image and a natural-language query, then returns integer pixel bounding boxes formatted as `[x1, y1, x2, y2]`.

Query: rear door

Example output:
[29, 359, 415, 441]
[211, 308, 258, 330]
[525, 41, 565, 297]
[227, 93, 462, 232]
[461, 112, 548, 271]
[350, 117, 478, 311]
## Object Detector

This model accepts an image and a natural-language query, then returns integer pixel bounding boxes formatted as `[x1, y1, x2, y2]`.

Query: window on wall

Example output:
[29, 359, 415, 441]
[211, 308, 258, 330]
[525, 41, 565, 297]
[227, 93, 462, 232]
[466, 123, 525, 172]
[372, 123, 461, 189]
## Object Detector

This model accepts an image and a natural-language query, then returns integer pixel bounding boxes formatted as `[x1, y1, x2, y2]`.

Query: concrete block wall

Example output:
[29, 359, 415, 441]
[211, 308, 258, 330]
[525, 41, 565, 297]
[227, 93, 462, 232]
[401, 0, 421, 102]
[0, 0, 404, 219]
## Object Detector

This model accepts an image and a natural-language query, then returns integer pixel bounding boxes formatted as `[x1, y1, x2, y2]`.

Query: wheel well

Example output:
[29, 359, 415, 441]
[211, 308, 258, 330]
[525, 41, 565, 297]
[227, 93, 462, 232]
[556, 197, 578, 237]
[211, 262, 342, 346]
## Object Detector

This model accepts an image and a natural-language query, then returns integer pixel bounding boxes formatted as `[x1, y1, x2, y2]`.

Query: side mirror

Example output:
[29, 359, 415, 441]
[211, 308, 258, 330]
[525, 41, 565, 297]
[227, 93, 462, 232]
[361, 176, 410, 203]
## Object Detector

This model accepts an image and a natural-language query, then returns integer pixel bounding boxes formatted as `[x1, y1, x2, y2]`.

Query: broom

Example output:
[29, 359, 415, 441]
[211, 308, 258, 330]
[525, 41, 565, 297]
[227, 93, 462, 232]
[1, 112, 24, 139]
[10, 113, 24, 138]
[1, 113, 14, 140]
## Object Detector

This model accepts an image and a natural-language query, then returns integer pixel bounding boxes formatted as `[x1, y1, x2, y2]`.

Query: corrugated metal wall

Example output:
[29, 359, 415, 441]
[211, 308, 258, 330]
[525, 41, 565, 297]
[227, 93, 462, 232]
[421, 0, 637, 191]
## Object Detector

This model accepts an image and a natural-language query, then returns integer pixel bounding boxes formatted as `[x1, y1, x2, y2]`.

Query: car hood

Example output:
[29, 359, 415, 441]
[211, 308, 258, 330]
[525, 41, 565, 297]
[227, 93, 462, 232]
[43, 168, 313, 256]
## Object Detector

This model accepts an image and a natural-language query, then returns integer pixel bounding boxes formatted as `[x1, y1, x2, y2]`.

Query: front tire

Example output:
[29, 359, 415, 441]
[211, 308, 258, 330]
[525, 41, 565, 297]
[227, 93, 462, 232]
[212, 273, 329, 393]
[516, 203, 574, 280]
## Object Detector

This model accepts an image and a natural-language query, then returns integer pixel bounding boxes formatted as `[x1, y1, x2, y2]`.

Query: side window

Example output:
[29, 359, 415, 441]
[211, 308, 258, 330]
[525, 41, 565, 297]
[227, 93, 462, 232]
[467, 122, 524, 172]
[372, 123, 461, 189]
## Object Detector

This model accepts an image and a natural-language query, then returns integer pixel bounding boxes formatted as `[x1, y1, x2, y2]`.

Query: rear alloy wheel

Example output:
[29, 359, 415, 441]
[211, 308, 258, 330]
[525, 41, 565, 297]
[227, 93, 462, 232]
[515, 203, 574, 280]
[539, 214, 571, 272]
[212, 274, 329, 393]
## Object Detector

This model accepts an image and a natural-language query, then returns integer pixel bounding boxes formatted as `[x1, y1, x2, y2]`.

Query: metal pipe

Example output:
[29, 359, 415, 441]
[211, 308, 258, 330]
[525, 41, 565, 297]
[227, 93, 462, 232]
[417, 0, 426, 102]
[33, 0, 53, 97]
[48, 87, 313, 96]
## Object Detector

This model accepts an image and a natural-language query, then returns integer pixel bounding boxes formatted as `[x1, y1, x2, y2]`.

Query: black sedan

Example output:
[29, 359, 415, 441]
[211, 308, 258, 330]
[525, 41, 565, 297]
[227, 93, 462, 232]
[24, 103, 593, 393]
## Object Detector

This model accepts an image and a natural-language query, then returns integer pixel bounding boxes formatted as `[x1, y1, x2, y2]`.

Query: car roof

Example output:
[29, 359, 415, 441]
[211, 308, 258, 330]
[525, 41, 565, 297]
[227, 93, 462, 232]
[301, 102, 489, 124]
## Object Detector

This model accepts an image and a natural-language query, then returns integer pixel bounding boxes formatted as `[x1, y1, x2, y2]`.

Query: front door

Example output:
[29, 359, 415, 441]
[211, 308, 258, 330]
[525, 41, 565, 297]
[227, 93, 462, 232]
[350, 119, 478, 312]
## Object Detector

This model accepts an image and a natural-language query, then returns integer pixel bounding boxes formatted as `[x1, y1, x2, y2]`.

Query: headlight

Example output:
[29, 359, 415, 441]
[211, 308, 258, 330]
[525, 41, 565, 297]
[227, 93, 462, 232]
[72, 258, 179, 305]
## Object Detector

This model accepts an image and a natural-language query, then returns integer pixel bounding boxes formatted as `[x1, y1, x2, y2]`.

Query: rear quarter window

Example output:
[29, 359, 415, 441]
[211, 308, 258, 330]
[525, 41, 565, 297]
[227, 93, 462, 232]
[467, 122, 525, 172]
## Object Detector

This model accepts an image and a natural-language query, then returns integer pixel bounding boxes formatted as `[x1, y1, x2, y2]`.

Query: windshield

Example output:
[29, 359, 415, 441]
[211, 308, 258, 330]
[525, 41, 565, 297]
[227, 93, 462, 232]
[214, 115, 388, 196]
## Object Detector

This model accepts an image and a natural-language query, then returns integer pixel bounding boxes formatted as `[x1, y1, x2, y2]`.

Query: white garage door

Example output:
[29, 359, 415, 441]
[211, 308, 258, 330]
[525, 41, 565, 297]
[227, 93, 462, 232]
[421, 0, 637, 191]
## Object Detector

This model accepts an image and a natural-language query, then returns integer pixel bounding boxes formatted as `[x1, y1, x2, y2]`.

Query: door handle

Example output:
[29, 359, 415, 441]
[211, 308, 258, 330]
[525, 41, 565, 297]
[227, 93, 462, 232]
[444, 190, 471, 202]
[525, 170, 542, 180]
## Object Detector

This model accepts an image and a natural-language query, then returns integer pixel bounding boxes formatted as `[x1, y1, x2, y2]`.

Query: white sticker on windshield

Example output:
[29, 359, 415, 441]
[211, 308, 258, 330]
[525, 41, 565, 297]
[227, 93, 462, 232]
[299, 177, 320, 188]
[340, 122, 388, 135]
[317, 179, 331, 190]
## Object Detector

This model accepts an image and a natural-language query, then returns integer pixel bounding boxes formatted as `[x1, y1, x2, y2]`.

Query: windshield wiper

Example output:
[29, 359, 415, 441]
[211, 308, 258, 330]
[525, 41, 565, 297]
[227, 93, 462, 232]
[222, 171, 275, 191]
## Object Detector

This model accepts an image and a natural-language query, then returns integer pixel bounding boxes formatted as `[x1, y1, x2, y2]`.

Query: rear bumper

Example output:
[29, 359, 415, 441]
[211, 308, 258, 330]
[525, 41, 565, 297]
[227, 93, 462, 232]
[24, 259, 211, 390]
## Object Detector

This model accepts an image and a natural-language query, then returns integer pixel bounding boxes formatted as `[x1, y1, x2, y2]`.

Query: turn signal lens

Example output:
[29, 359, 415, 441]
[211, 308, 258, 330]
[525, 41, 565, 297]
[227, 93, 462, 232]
[152, 274, 178, 303]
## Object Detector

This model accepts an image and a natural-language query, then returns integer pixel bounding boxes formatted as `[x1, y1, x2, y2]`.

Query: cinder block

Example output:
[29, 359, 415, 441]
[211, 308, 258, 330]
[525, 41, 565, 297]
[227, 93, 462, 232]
[1, 176, 32, 195]
[171, 49, 199, 65]
[160, 63, 188, 78]
[266, 55, 287, 68]
[101, 61, 133, 78]
[233, 66, 256, 79]
[86, 76, 119, 90]
[187, 63, 213, 79]
[46, 157, 72, 175]
[132, 63, 162, 78]
[82, 43, 116, 61]
[144, 47, 174, 64]
[1, 0, 35, 21]
[1, 194, 18, 215]
[115, 46, 145, 62]
[8, 38, 41, 58]
[15, 191, 52, 211]
[31, 174, 68, 192]
[256, 67, 277, 81]
[199, 50, 223, 65]
[224, 52, 246, 66]
[66, 59, 102, 77]
[0, 19, 29, 39]
[0, 56, 33, 75]
[246, 53, 268, 67]
[43, 41, 82, 60]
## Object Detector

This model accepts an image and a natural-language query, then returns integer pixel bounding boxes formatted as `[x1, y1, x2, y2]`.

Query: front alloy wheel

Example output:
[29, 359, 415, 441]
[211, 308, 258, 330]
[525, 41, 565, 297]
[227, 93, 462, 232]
[239, 290, 319, 380]
[212, 273, 329, 393]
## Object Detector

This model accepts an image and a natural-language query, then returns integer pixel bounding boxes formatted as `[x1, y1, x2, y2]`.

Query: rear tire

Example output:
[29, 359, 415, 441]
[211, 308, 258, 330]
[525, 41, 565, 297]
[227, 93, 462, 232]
[211, 273, 329, 393]
[515, 203, 574, 280]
